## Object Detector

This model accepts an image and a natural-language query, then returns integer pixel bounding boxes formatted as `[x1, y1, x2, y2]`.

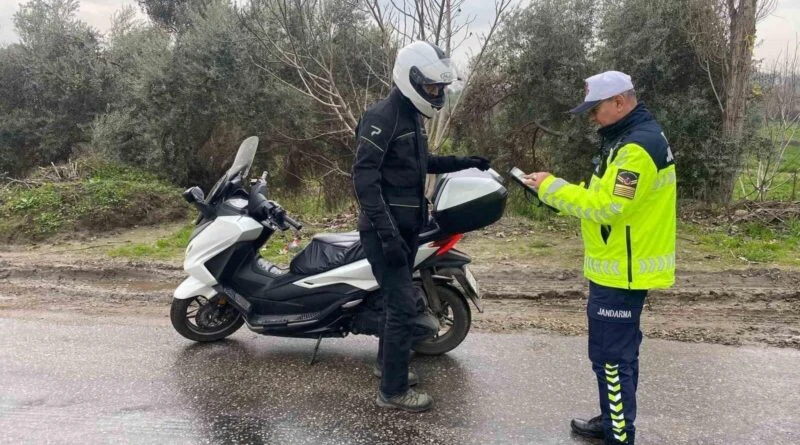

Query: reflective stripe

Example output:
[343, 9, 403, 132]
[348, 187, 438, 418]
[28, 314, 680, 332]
[392, 131, 415, 141]
[653, 170, 676, 190]
[637, 253, 676, 274]
[613, 150, 630, 166]
[605, 362, 628, 443]
[359, 136, 384, 152]
[545, 178, 568, 195]
[585, 256, 622, 276]
[352, 137, 397, 238]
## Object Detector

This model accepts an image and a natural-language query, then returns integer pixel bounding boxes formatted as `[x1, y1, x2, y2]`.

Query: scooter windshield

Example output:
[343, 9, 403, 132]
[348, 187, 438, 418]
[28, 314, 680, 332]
[205, 136, 259, 205]
[227, 136, 258, 178]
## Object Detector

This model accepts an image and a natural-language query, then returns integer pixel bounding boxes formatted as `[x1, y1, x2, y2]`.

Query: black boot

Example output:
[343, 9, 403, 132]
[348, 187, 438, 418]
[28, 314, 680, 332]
[571, 415, 604, 439]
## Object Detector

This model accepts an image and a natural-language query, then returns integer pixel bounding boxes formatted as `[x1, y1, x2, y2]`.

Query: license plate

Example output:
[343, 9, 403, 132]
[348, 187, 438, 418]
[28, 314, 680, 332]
[463, 266, 481, 298]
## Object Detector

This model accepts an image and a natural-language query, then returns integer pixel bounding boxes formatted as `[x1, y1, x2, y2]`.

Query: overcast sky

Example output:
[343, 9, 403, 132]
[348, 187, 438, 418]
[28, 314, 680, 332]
[0, 0, 797, 67]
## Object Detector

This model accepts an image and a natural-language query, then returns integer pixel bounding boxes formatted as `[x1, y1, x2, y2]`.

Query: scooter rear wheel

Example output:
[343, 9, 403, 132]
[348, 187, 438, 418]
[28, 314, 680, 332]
[412, 285, 471, 356]
[170, 295, 244, 342]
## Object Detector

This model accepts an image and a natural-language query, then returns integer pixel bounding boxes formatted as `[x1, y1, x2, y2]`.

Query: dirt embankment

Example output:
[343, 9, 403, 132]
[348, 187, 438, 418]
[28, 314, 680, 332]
[471, 264, 800, 349]
[1, 248, 799, 349]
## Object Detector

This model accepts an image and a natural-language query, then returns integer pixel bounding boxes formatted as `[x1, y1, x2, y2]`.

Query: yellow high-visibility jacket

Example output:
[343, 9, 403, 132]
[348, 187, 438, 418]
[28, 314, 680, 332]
[538, 104, 676, 290]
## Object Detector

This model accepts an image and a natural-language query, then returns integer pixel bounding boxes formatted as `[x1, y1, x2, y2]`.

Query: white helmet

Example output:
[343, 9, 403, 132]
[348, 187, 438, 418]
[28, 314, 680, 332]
[392, 41, 458, 118]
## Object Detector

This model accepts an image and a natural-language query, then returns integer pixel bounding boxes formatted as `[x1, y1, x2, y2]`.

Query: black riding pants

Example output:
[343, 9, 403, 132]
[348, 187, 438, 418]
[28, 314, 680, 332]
[360, 229, 420, 397]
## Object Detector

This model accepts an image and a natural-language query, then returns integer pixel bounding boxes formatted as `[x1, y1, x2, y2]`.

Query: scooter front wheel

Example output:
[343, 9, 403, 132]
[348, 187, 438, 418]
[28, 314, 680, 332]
[412, 285, 471, 356]
[170, 295, 244, 342]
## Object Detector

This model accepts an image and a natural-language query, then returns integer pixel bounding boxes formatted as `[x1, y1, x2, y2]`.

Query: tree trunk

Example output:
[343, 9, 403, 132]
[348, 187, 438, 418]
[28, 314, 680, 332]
[711, 0, 758, 204]
[445, 0, 451, 56]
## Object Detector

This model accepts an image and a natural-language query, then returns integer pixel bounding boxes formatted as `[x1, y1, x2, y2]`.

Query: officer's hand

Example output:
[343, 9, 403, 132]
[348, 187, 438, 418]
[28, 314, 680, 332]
[382, 236, 410, 268]
[523, 172, 552, 191]
[462, 156, 491, 171]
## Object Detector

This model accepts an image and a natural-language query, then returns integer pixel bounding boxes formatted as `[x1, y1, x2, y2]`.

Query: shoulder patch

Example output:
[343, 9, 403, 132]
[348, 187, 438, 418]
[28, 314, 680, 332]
[613, 169, 639, 199]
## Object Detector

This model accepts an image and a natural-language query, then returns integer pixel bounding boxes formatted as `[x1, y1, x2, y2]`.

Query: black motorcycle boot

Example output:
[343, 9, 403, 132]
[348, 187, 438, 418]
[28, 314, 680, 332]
[571, 415, 605, 439]
[372, 362, 419, 386]
[376, 388, 433, 413]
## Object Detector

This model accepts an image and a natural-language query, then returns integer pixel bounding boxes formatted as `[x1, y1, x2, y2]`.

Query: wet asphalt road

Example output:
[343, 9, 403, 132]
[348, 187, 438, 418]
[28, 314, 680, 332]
[1, 316, 798, 445]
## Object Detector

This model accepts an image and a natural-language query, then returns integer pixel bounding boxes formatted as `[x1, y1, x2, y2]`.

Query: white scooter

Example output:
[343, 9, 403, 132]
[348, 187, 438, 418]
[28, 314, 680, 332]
[171, 136, 507, 358]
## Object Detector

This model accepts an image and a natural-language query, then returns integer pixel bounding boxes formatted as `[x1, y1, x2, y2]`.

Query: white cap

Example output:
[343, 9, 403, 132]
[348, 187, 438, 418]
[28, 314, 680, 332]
[570, 71, 634, 114]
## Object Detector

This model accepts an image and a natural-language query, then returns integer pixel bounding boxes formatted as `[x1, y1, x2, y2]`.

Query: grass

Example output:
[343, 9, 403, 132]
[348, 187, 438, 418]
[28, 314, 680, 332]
[10, 152, 798, 269]
[735, 170, 800, 201]
[678, 219, 800, 266]
[107, 224, 194, 259]
[780, 140, 800, 173]
[104, 195, 344, 264]
[87, 199, 800, 271]
[0, 161, 188, 243]
[737, 123, 800, 200]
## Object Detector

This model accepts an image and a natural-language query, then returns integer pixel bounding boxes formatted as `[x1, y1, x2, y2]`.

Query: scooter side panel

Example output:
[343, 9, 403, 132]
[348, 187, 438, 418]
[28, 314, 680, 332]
[174, 276, 217, 300]
[184, 215, 263, 284]
[415, 244, 438, 266]
[293, 258, 378, 291]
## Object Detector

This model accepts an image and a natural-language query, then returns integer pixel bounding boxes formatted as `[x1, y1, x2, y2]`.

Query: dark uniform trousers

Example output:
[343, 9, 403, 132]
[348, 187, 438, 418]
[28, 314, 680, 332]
[360, 228, 420, 398]
[587, 281, 647, 445]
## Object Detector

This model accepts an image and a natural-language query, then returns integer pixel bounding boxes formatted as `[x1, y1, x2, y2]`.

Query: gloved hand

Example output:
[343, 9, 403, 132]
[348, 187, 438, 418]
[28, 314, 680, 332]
[461, 156, 491, 171]
[382, 236, 410, 268]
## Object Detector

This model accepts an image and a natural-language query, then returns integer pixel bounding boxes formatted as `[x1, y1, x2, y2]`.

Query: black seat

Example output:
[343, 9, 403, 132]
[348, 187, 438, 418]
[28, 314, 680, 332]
[289, 233, 365, 275]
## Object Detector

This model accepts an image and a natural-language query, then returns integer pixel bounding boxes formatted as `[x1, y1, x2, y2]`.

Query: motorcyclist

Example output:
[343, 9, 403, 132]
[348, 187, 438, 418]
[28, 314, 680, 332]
[352, 40, 490, 413]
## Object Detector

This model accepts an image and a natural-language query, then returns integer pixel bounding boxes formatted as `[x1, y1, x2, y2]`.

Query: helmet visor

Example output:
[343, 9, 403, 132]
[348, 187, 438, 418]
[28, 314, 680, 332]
[410, 61, 456, 110]
[412, 59, 456, 84]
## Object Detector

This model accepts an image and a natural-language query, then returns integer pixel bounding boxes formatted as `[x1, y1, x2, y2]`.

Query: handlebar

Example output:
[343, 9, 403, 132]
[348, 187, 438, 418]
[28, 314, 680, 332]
[284, 214, 303, 230]
[247, 175, 302, 230]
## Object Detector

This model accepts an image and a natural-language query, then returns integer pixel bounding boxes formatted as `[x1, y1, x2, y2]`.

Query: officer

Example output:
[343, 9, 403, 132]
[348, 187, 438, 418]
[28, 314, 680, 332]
[524, 71, 676, 444]
[352, 41, 490, 413]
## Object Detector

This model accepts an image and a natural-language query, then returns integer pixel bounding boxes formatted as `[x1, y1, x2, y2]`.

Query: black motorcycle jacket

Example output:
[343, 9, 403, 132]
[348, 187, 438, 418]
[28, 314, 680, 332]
[352, 87, 468, 241]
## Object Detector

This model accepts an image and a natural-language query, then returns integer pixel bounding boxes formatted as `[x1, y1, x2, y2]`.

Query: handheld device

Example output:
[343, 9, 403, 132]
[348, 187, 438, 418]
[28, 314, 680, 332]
[509, 167, 537, 193]
[508, 167, 557, 211]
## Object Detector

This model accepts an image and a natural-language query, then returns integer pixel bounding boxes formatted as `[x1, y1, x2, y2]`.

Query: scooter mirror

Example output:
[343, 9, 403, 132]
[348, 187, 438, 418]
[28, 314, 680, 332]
[182, 186, 205, 203]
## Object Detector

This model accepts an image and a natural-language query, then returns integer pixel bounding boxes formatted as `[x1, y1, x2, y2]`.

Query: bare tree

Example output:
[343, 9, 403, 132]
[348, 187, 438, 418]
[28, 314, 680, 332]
[686, 0, 777, 204]
[369, 0, 514, 151]
[238, 0, 514, 181]
[237, 0, 396, 183]
[740, 40, 800, 201]
[429, 0, 514, 151]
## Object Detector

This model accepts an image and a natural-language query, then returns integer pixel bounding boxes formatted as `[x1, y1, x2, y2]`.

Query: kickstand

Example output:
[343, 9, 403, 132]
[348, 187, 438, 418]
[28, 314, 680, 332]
[308, 335, 323, 365]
